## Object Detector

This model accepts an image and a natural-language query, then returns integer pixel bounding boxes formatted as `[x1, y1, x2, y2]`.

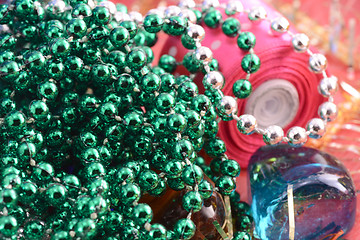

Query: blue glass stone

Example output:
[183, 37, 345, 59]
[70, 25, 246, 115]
[248, 145, 356, 240]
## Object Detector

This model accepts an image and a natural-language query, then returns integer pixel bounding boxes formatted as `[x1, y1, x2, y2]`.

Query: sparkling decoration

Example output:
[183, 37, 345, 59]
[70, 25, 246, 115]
[248, 145, 356, 240]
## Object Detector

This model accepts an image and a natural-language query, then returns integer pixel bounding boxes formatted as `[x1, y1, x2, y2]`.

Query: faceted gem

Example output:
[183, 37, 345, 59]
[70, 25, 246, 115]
[248, 145, 357, 240]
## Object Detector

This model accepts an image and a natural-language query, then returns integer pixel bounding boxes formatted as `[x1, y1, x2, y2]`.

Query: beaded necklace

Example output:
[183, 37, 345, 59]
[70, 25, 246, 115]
[0, 0, 337, 239]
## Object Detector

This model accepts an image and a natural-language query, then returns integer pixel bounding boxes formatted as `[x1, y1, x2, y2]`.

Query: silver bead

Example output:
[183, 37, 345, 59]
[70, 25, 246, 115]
[225, 0, 243, 15]
[287, 126, 307, 147]
[129, 11, 143, 24]
[271, 17, 290, 34]
[218, 96, 238, 116]
[309, 53, 328, 73]
[248, 6, 267, 21]
[291, 33, 310, 52]
[318, 101, 337, 122]
[307, 118, 326, 139]
[318, 75, 338, 97]
[238, 114, 257, 135]
[164, 6, 181, 17]
[146, 8, 164, 18]
[98, 1, 116, 14]
[195, 46, 213, 64]
[45, 0, 66, 15]
[114, 12, 131, 22]
[203, 71, 224, 90]
[178, 0, 196, 8]
[179, 9, 197, 23]
[202, 0, 220, 9]
[186, 24, 205, 43]
[263, 125, 284, 145]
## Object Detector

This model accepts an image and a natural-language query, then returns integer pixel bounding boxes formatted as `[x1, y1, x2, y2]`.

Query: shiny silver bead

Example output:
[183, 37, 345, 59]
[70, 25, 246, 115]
[271, 17, 290, 34]
[45, 0, 66, 15]
[287, 126, 307, 147]
[318, 101, 337, 122]
[237, 114, 257, 135]
[178, 0, 196, 8]
[164, 6, 181, 17]
[203, 71, 224, 90]
[309, 53, 328, 73]
[248, 6, 267, 21]
[195, 46, 213, 64]
[263, 125, 284, 145]
[202, 0, 220, 9]
[218, 96, 238, 117]
[318, 75, 338, 97]
[98, 1, 116, 14]
[307, 118, 326, 139]
[225, 1, 243, 15]
[186, 24, 205, 43]
[179, 9, 197, 23]
[291, 33, 310, 53]
[146, 8, 164, 18]
[129, 11, 143, 24]
[114, 12, 131, 22]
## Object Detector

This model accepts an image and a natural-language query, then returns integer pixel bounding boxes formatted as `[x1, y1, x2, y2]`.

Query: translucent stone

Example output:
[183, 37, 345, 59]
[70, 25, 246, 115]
[248, 145, 356, 240]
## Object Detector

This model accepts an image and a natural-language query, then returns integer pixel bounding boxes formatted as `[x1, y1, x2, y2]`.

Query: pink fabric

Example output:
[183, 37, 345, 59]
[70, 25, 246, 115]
[161, 0, 325, 168]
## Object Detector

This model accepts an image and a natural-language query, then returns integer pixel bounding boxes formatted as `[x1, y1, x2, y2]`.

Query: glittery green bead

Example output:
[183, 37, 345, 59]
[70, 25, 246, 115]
[50, 38, 70, 58]
[29, 100, 49, 119]
[155, 93, 175, 114]
[220, 159, 240, 177]
[74, 218, 97, 239]
[24, 220, 45, 240]
[178, 81, 198, 102]
[139, 72, 160, 94]
[167, 177, 185, 191]
[88, 26, 109, 44]
[126, 48, 147, 70]
[191, 94, 211, 114]
[237, 32, 256, 51]
[15, 0, 34, 16]
[182, 190, 203, 212]
[144, 14, 164, 33]
[98, 102, 117, 122]
[0, 50, 14, 62]
[142, 46, 154, 63]
[124, 111, 143, 130]
[110, 26, 130, 48]
[222, 17, 241, 37]
[205, 138, 226, 157]
[167, 113, 187, 133]
[216, 175, 236, 195]
[19, 181, 37, 202]
[64, 56, 83, 77]
[88, 195, 107, 216]
[133, 203, 153, 225]
[198, 179, 213, 199]
[0, 33, 17, 50]
[183, 52, 201, 73]
[38, 81, 58, 101]
[164, 160, 183, 179]
[32, 162, 54, 183]
[119, 183, 141, 205]
[62, 174, 80, 197]
[45, 183, 67, 205]
[79, 94, 100, 114]
[46, 129, 64, 147]
[66, 18, 87, 38]
[72, 3, 92, 19]
[159, 54, 177, 73]
[51, 230, 70, 240]
[174, 218, 196, 239]
[233, 231, 252, 240]
[0, 4, 12, 24]
[92, 6, 111, 26]
[160, 73, 175, 92]
[204, 9, 222, 28]
[4, 110, 26, 132]
[241, 53, 260, 74]
[173, 139, 194, 160]
[149, 223, 167, 240]
[17, 142, 36, 161]
[163, 16, 188, 36]
[233, 201, 251, 216]
[24, 51, 45, 72]
[0, 188, 17, 207]
[233, 79, 252, 99]
[120, 20, 138, 39]
[0, 216, 18, 237]
[0, 61, 19, 81]
[87, 178, 109, 195]
[148, 177, 166, 196]
[138, 170, 158, 191]
[181, 164, 203, 186]
[116, 167, 134, 184]
[46, 59, 65, 79]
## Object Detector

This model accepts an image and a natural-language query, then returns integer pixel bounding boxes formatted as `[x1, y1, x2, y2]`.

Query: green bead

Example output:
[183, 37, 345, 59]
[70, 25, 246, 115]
[222, 17, 241, 37]
[149, 223, 167, 240]
[24, 220, 45, 240]
[0, 5, 12, 24]
[24, 51, 45, 72]
[0, 216, 18, 237]
[205, 138, 226, 157]
[66, 18, 87, 38]
[51, 230, 70, 240]
[110, 26, 130, 48]
[87, 178, 109, 195]
[160, 73, 175, 92]
[116, 167, 134, 183]
[46, 59, 65, 79]
[17, 142, 36, 161]
[75, 195, 91, 217]
[8, 205, 26, 225]
[15, 0, 34, 16]
[0, 188, 18, 207]
[74, 218, 97, 239]
[104, 211, 123, 233]
[191, 94, 211, 113]
[98, 102, 117, 121]
[50, 38, 70, 58]
[38, 81, 58, 101]
[167, 177, 185, 191]
[79, 131, 97, 148]
[120, 20, 138, 38]
[158, 54, 177, 73]
[0, 33, 17, 50]
[183, 110, 201, 128]
[148, 178, 166, 196]
[156, 93, 175, 113]
[84, 162, 106, 179]
[233, 201, 251, 216]
[88, 196, 107, 216]
[119, 183, 141, 205]
[178, 81, 198, 102]
[92, 6, 111, 25]
[183, 52, 200, 73]
[204, 9, 222, 28]
[181, 164, 203, 186]
[140, 72, 161, 93]
[173, 218, 196, 240]
[81, 147, 100, 163]
[216, 175, 236, 195]
[5, 110, 26, 132]
[133, 203, 153, 225]
[114, 74, 135, 94]
[0, 50, 14, 62]
[79, 94, 100, 114]
[144, 14, 164, 33]
[65, 56, 83, 77]
[62, 174, 81, 197]
[181, 34, 196, 50]
[182, 190, 203, 212]
[19, 181, 37, 202]
[46, 129, 64, 147]
[45, 183, 67, 205]
[126, 48, 147, 70]
[233, 79, 252, 99]
[167, 113, 187, 133]
[198, 180, 213, 199]
[233, 231, 252, 240]
[0, 61, 19, 81]
[220, 159, 241, 177]
[241, 54, 260, 74]
[29, 100, 49, 119]
[163, 16, 188, 36]
[32, 162, 54, 183]
[124, 111, 143, 130]
[164, 160, 183, 178]
[72, 3, 92, 18]
[138, 170, 158, 191]
[173, 139, 194, 160]
[133, 136, 152, 155]
[237, 32, 256, 51]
